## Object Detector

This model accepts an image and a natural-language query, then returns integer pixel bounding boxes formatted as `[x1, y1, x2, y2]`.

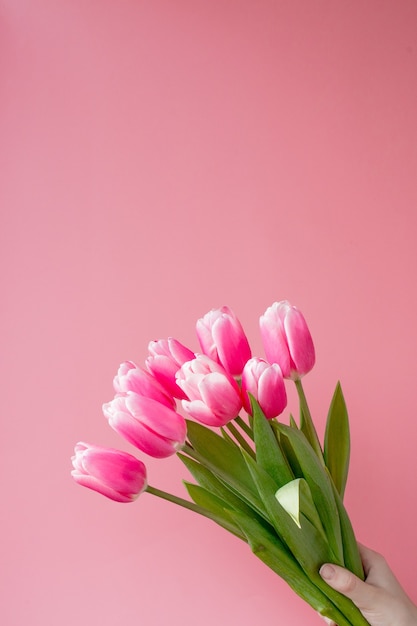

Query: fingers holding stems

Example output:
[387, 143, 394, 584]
[319, 545, 417, 626]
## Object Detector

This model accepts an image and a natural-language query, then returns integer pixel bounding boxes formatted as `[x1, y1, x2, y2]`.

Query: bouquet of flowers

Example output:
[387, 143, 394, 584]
[72, 301, 369, 626]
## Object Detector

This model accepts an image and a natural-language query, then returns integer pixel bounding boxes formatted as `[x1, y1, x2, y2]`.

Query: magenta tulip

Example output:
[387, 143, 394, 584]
[259, 301, 315, 380]
[71, 442, 147, 503]
[103, 392, 187, 458]
[196, 306, 251, 376]
[146, 338, 195, 399]
[176, 354, 243, 427]
[241, 357, 287, 419]
[113, 361, 176, 409]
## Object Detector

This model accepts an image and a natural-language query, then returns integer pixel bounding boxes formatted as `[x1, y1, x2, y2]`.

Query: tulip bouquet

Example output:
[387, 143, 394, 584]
[72, 301, 368, 626]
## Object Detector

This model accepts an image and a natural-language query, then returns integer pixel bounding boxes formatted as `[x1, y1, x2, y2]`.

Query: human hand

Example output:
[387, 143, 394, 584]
[319, 544, 417, 626]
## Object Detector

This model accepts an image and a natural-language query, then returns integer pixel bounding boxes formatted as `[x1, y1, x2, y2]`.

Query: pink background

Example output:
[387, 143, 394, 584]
[1, 1, 417, 624]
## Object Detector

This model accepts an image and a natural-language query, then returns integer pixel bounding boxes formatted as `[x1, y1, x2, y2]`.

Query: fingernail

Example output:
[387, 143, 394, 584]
[319, 564, 336, 580]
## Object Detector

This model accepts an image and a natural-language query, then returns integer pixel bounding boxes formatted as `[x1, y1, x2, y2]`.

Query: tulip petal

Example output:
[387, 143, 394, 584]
[197, 306, 251, 376]
[109, 409, 181, 458]
[146, 355, 189, 399]
[260, 309, 291, 377]
[212, 316, 251, 376]
[199, 372, 242, 419]
[257, 365, 287, 419]
[114, 362, 176, 408]
[182, 399, 225, 427]
[167, 337, 195, 364]
[284, 308, 315, 376]
[196, 318, 218, 361]
[71, 472, 135, 503]
[71, 443, 147, 502]
[125, 393, 187, 443]
[81, 448, 146, 494]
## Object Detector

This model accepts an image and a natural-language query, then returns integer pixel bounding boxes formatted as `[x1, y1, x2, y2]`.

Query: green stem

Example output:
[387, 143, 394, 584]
[294, 378, 324, 464]
[146, 484, 221, 521]
[146, 484, 246, 541]
[226, 422, 256, 459]
[235, 415, 254, 440]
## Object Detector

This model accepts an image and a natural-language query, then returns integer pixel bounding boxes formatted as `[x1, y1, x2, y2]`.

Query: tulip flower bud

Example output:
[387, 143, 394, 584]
[259, 301, 315, 380]
[113, 361, 176, 409]
[241, 357, 287, 419]
[176, 354, 243, 427]
[71, 442, 147, 503]
[103, 392, 187, 459]
[146, 338, 195, 400]
[196, 306, 251, 376]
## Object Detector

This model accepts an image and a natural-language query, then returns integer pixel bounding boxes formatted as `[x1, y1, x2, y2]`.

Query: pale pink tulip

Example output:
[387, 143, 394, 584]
[103, 392, 186, 458]
[176, 354, 242, 427]
[196, 306, 251, 376]
[146, 338, 195, 399]
[259, 301, 315, 379]
[241, 357, 287, 419]
[71, 442, 147, 503]
[113, 361, 175, 409]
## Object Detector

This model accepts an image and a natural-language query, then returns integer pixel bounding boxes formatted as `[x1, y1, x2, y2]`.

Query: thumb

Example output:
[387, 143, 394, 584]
[319, 564, 377, 612]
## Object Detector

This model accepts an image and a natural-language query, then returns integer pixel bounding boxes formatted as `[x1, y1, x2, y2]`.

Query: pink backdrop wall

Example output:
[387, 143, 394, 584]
[1, 1, 417, 624]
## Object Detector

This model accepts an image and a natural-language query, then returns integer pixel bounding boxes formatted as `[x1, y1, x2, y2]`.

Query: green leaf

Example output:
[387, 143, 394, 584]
[276, 424, 344, 565]
[229, 510, 353, 625]
[324, 382, 350, 500]
[240, 453, 370, 625]
[295, 378, 324, 463]
[289, 414, 299, 429]
[328, 471, 364, 580]
[220, 426, 236, 446]
[178, 453, 268, 525]
[241, 449, 338, 572]
[273, 422, 304, 478]
[183, 482, 245, 540]
[184, 420, 267, 519]
[251, 396, 294, 487]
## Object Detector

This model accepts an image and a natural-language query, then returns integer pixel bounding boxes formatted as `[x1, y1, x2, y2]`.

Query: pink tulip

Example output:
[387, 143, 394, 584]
[196, 306, 251, 376]
[241, 357, 287, 419]
[146, 338, 195, 399]
[71, 442, 147, 503]
[259, 301, 315, 380]
[113, 361, 176, 409]
[176, 354, 243, 427]
[103, 392, 187, 458]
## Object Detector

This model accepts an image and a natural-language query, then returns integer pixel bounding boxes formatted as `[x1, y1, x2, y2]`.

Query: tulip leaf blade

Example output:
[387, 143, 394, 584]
[228, 510, 348, 624]
[229, 511, 363, 626]
[250, 395, 294, 487]
[328, 471, 364, 580]
[240, 451, 370, 626]
[289, 414, 299, 429]
[276, 423, 344, 565]
[220, 426, 236, 447]
[178, 453, 268, 525]
[324, 382, 350, 500]
[240, 448, 338, 572]
[295, 379, 324, 463]
[184, 420, 267, 519]
[183, 482, 245, 540]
